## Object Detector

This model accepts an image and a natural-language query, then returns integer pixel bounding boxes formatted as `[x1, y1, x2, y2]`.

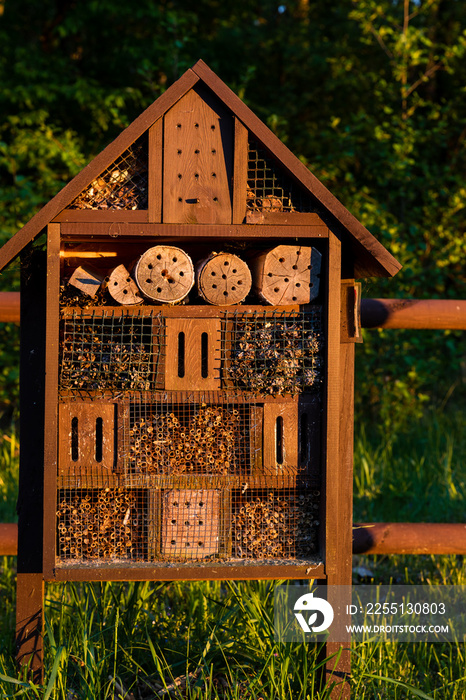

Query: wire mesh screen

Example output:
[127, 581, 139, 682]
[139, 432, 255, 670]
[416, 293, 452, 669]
[125, 394, 254, 477]
[223, 309, 322, 395]
[59, 309, 164, 394]
[232, 488, 320, 560]
[247, 139, 317, 213]
[57, 488, 146, 561]
[70, 135, 148, 210]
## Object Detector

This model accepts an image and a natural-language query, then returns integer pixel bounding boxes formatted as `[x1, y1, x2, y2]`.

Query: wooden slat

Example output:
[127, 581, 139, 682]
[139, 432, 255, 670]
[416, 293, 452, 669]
[232, 118, 248, 223]
[245, 211, 325, 225]
[43, 224, 61, 578]
[191, 59, 401, 279]
[0, 69, 199, 272]
[323, 232, 341, 574]
[60, 222, 329, 238]
[53, 210, 148, 223]
[148, 119, 163, 222]
[51, 561, 326, 582]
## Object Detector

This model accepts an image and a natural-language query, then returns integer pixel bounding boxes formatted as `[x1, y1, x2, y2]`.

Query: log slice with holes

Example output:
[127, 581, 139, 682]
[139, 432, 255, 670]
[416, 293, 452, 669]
[197, 252, 252, 305]
[134, 246, 194, 304]
[107, 264, 143, 305]
[251, 245, 322, 305]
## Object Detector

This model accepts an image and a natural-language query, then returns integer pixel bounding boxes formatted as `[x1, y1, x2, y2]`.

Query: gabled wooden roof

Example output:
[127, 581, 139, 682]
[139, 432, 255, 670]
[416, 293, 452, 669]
[0, 59, 401, 278]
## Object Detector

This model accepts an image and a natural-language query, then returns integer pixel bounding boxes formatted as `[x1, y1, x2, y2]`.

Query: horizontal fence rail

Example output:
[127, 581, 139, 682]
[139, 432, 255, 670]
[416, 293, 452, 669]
[353, 523, 466, 555]
[1, 522, 465, 556]
[0, 293, 466, 328]
[0, 291, 464, 558]
[361, 298, 466, 330]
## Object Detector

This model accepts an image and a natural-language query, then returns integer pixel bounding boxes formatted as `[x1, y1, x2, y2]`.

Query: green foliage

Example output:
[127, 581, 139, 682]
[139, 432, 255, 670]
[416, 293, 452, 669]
[0, 0, 464, 422]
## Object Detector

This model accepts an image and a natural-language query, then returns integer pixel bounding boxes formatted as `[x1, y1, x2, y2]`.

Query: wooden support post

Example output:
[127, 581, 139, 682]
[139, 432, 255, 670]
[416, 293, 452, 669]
[16, 574, 44, 683]
[16, 241, 48, 680]
[321, 232, 352, 699]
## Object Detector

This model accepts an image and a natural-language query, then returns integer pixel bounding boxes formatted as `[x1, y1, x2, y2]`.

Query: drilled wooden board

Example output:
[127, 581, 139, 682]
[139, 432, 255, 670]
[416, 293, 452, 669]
[162, 489, 220, 558]
[58, 403, 115, 477]
[163, 89, 232, 224]
[165, 317, 221, 391]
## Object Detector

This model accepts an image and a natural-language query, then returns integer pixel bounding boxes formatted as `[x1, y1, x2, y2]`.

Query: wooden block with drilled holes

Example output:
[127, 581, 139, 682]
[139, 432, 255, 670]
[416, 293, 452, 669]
[251, 245, 322, 305]
[163, 89, 232, 224]
[196, 252, 251, 305]
[58, 403, 115, 476]
[162, 489, 220, 559]
[134, 245, 194, 303]
[107, 264, 143, 305]
[164, 317, 221, 391]
[263, 402, 298, 475]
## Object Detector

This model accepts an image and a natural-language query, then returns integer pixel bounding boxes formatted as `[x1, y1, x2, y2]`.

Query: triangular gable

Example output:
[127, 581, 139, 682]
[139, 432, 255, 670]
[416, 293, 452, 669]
[0, 59, 401, 278]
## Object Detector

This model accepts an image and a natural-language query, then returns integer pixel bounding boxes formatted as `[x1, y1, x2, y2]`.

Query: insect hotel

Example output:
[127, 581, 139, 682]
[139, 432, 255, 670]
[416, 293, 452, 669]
[0, 61, 400, 684]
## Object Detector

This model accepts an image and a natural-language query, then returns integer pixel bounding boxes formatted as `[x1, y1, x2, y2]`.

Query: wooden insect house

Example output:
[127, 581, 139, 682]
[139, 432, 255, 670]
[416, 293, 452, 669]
[0, 60, 400, 688]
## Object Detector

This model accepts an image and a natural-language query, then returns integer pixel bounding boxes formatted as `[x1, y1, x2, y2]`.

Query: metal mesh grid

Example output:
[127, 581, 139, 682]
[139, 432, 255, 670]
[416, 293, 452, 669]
[126, 394, 253, 476]
[70, 136, 148, 210]
[57, 488, 146, 561]
[232, 488, 320, 560]
[59, 310, 163, 394]
[223, 309, 322, 395]
[247, 139, 317, 213]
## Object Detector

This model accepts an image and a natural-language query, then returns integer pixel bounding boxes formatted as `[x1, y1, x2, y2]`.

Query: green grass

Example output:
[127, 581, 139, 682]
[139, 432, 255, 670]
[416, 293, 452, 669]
[0, 407, 464, 699]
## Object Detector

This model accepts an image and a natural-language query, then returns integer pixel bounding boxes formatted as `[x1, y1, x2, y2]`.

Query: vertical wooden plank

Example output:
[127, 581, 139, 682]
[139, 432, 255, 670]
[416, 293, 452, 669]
[16, 244, 47, 679]
[148, 119, 163, 222]
[232, 118, 248, 224]
[321, 232, 351, 699]
[323, 231, 341, 573]
[43, 223, 60, 579]
[16, 573, 44, 683]
[147, 490, 161, 560]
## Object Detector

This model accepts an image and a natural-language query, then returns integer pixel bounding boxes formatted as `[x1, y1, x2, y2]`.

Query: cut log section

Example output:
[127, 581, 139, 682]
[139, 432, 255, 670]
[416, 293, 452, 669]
[251, 245, 322, 305]
[107, 264, 143, 305]
[68, 265, 104, 297]
[134, 246, 194, 304]
[197, 252, 252, 305]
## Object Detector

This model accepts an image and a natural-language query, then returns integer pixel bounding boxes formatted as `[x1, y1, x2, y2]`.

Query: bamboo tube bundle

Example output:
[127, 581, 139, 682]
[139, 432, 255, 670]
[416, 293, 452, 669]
[128, 404, 246, 475]
[197, 252, 252, 305]
[251, 245, 322, 305]
[232, 491, 320, 559]
[134, 246, 194, 303]
[56, 488, 140, 560]
[226, 312, 322, 395]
